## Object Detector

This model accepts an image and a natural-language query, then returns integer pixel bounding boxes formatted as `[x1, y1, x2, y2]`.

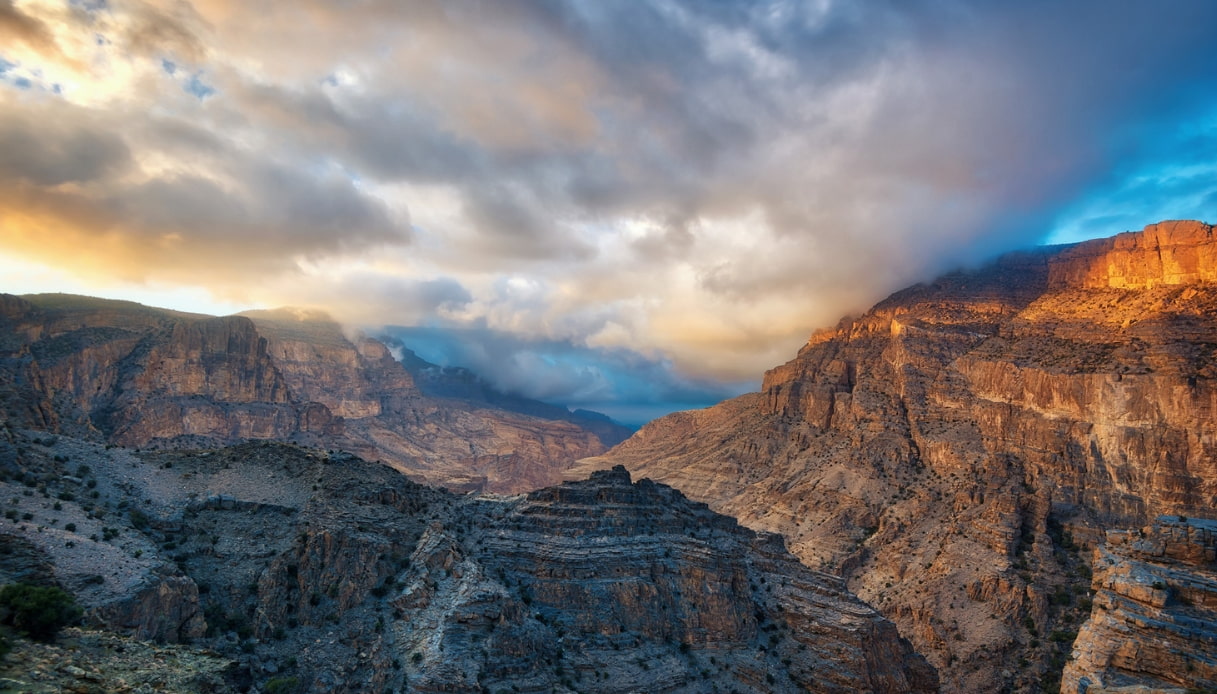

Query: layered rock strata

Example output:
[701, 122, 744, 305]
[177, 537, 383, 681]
[575, 220, 1217, 692]
[1062, 516, 1217, 693]
[399, 465, 937, 693]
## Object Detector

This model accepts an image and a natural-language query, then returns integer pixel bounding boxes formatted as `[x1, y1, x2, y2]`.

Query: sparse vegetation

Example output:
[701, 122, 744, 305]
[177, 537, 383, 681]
[263, 676, 300, 694]
[0, 583, 82, 642]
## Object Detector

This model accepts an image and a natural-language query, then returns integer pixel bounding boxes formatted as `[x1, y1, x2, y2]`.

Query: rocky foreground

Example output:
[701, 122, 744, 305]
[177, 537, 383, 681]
[575, 220, 1217, 692]
[0, 430, 935, 693]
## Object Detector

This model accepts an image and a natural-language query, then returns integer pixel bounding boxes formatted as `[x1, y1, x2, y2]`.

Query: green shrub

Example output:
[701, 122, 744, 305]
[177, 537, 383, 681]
[264, 676, 300, 694]
[0, 583, 82, 642]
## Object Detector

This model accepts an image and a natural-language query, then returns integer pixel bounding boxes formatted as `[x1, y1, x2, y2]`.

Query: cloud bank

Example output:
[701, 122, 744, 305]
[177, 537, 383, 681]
[1, 0, 1215, 417]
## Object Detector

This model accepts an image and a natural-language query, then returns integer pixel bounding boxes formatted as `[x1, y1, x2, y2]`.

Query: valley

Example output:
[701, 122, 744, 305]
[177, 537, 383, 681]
[2, 221, 1216, 693]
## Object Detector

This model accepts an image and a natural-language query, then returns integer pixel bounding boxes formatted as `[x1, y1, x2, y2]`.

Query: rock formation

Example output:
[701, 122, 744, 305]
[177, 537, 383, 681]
[0, 433, 936, 693]
[399, 465, 936, 693]
[575, 220, 1217, 692]
[0, 296, 631, 493]
[1062, 516, 1217, 693]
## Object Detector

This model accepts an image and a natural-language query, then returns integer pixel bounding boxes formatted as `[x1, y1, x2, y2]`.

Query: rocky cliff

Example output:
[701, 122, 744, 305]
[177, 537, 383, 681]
[575, 220, 1217, 692]
[1062, 516, 1217, 693]
[0, 432, 936, 693]
[0, 296, 631, 493]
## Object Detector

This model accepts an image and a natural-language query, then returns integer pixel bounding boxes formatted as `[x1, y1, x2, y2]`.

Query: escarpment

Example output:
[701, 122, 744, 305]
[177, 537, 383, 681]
[0, 437, 936, 693]
[577, 220, 1217, 692]
[0, 295, 631, 493]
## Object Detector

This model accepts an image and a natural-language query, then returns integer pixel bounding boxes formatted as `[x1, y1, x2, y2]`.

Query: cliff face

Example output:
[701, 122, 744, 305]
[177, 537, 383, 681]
[401, 465, 936, 694]
[1062, 516, 1217, 693]
[0, 296, 630, 493]
[576, 220, 1217, 692]
[0, 435, 936, 693]
[1047, 219, 1217, 289]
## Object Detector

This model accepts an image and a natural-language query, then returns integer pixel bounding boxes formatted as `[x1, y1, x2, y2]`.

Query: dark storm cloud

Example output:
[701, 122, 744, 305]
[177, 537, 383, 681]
[0, 109, 131, 185]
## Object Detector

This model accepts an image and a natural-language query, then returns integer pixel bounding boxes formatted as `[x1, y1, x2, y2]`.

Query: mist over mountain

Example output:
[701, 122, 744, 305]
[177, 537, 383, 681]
[0, 296, 630, 494]
[377, 326, 753, 427]
[3, 1, 1217, 391]
[575, 220, 1217, 693]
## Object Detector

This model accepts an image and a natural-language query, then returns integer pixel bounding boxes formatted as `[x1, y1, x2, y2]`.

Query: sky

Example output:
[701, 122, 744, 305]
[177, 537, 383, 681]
[1, 1, 1216, 425]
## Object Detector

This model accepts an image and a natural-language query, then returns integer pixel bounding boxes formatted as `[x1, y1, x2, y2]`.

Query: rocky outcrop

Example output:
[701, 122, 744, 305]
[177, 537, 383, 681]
[89, 573, 207, 643]
[241, 308, 417, 419]
[1062, 516, 1217, 693]
[2, 435, 936, 693]
[576, 220, 1217, 692]
[0, 627, 240, 693]
[398, 465, 936, 694]
[1048, 220, 1217, 289]
[0, 295, 630, 493]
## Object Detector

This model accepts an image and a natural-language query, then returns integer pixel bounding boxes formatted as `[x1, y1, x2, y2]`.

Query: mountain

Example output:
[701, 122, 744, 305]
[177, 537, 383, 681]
[0, 298, 630, 493]
[378, 336, 632, 449]
[574, 220, 1217, 692]
[0, 434, 935, 693]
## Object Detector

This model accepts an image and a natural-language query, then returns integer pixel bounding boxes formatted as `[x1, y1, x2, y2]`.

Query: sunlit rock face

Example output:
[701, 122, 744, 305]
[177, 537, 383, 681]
[0, 297, 630, 493]
[577, 220, 1217, 692]
[1062, 516, 1217, 693]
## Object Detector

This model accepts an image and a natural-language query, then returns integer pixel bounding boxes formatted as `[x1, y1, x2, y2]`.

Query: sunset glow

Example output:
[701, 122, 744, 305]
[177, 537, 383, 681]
[2, 0, 1216, 419]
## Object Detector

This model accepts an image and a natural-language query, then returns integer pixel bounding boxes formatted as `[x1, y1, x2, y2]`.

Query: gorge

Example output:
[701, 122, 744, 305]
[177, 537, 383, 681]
[2, 221, 1216, 693]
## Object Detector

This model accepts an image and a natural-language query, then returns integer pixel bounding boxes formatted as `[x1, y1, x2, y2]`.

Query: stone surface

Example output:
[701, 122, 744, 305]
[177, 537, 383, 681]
[88, 573, 206, 643]
[0, 627, 239, 694]
[574, 220, 1217, 692]
[397, 465, 936, 694]
[1061, 516, 1217, 693]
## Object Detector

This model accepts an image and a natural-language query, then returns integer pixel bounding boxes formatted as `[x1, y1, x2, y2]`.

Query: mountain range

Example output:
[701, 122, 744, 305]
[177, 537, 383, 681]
[1, 220, 1215, 693]
[0, 297, 630, 494]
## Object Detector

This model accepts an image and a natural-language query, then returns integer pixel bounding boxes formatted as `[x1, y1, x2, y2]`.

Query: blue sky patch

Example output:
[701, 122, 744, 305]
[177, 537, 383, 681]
[184, 73, 215, 99]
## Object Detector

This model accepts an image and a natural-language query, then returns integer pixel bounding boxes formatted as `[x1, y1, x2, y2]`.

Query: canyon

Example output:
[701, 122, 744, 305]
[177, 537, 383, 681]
[2, 219, 1216, 692]
[575, 220, 1217, 692]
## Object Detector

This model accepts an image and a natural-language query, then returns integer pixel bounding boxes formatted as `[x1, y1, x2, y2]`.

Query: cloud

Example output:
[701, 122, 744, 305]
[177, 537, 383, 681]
[1, 0, 1216, 420]
[0, 0, 68, 63]
[380, 325, 751, 426]
[0, 108, 131, 185]
[0, 91, 407, 285]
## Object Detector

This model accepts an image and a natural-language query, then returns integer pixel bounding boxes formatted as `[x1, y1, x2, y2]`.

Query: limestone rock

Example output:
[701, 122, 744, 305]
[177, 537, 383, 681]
[576, 220, 1217, 692]
[89, 573, 206, 643]
[398, 465, 937, 693]
[3, 437, 937, 693]
[1061, 516, 1217, 693]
